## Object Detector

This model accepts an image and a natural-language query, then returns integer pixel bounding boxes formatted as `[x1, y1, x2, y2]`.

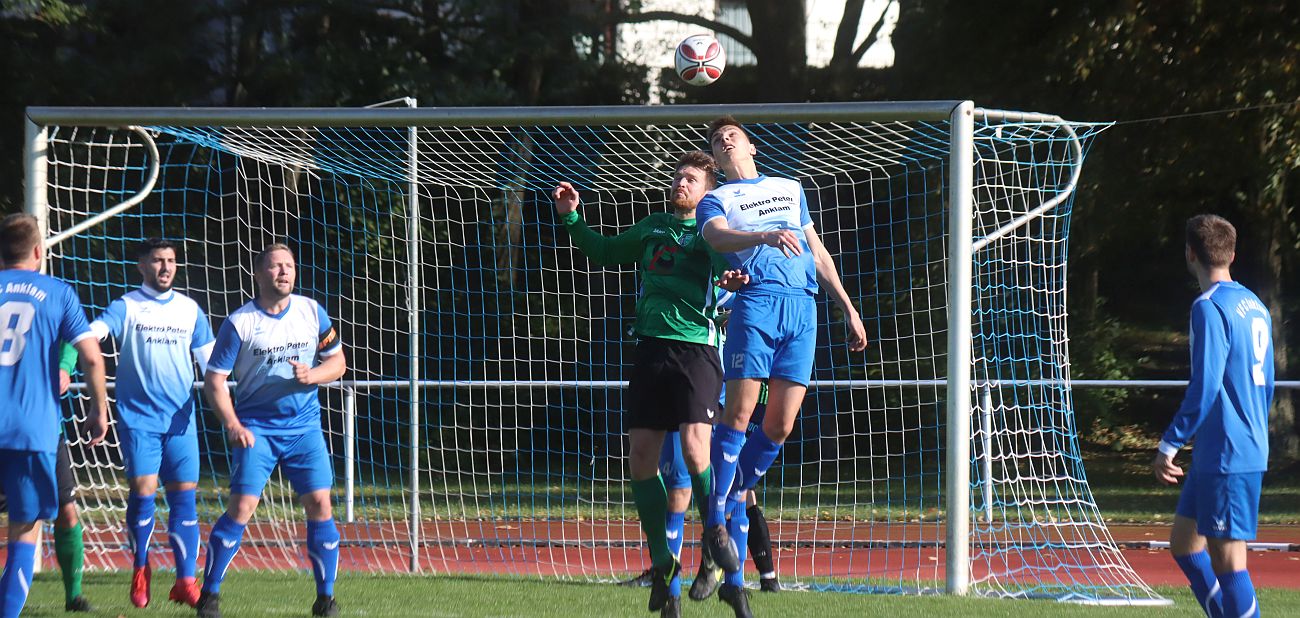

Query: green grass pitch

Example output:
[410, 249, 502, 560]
[19, 571, 1300, 617]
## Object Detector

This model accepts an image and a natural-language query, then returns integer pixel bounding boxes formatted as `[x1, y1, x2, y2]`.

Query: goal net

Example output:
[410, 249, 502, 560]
[25, 102, 1163, 603]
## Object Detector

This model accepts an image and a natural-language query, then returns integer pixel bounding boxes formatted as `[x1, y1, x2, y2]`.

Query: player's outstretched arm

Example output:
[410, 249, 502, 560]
[804, 225, 867, 352]
[553, 182, 581, 216]
[72, 337, 109, 445]
[203, 370, 254, 448]
[551, 181, 643, 266]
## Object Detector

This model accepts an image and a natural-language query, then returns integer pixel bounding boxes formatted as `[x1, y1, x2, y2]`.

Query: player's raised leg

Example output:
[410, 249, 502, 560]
[703, 378, 763, 573]
[732, 379, 804, 497]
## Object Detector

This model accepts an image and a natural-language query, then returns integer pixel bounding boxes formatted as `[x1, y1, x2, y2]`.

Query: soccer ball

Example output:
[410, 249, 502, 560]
[674, 34, 726, 86]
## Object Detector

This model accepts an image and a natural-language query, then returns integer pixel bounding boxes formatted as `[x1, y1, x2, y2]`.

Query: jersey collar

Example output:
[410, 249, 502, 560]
[723, 175, 768, 186]
[140, 283, 176, 303]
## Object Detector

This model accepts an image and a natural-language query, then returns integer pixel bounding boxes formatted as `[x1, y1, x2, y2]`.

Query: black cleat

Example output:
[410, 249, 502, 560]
[759, 577, 781, 592]
[718, 583, 753, 618]
[620, 567, 655, 587]
[660, 595, 682, 618]
[702, 525, 740, 573]
[647, 558, 681, 612]
[312, 594, 340, 617]
[64, 595, 93, 612]
[688, 555, 723, 601]
[196, 591, 221, 618]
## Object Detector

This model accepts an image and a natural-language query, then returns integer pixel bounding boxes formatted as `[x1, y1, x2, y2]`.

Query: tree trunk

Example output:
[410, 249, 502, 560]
[1255, 113, 1299, 461]
[746, 0, 808, 101]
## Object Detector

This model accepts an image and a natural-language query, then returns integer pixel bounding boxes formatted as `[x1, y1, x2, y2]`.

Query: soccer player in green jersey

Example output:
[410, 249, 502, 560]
[553, 151, 739, 618]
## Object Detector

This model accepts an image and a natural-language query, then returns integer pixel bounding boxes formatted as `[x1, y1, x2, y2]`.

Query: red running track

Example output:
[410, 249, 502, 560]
[11, 522, 1298, 591]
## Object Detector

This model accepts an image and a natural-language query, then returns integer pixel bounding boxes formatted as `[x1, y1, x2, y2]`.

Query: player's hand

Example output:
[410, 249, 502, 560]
[1151, 451, 1183, 485]
[85, 404, 109, 447]
[59, 369, 71, 395]
[715, 308, 731, 330]
[289, 360, 313, 385]
[226, 423, 255, 449]
[761, 230, 802, 258]
[846, 311, 868, 352]
[716, 269, 749, 292]
[552, 182, 580, 216]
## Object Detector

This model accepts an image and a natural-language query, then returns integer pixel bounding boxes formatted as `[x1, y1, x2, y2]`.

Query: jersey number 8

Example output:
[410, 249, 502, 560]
[1251, 316, 1269, 387]
[0, 301, 37, 366]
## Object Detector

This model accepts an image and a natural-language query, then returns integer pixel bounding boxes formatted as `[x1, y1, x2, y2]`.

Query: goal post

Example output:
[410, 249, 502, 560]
[24, 101, 1164, 604]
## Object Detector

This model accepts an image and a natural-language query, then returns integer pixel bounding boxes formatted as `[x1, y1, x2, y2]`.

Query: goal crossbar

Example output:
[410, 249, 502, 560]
[24, 101, 1160, 604]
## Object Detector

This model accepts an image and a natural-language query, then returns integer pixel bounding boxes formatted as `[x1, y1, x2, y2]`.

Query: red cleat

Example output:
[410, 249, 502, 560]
[130, 564, 152, 608]
[169, 577, 201, 607]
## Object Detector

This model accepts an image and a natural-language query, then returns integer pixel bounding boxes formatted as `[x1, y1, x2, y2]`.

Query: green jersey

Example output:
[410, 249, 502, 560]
[562, 210, 727, 346]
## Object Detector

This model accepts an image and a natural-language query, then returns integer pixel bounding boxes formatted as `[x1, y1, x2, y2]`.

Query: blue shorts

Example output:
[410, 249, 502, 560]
[658, 432, 690, 490]
[0, 449, 59, 523]
[230, 430, 334, 497]
[120, 427, 199, 484]
[1175, 470, 1262, 540]
[722, 293, 816, 385]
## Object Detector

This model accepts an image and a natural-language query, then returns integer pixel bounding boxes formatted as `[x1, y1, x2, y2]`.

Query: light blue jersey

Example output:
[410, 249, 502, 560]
[208, 294, 342, 434]
[1159, 281, 1273, 474]
[0, 270, 94, 453]
[696, 175, 817, 297]
[91, 286, 214, 435]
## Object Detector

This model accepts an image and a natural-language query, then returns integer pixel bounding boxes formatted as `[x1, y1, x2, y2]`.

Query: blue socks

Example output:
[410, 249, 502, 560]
[724, 496, 750, 586]
[1217, 569, 1259, 618]
[202, 514, 246, 594]
[734, 430, 783, 494]
[707, 425, 747, 527]
[167, 488, 201, 579]
[0, 541, 35, 618]
[307, 519, 341, 596]
[665, 511, 685, 597]
[1174, 551, 1221, 616]
[126, 493, 158, 568]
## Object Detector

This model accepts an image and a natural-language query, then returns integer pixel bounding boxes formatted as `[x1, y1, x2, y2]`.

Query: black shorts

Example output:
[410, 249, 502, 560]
[626, 337, 723, 431]
[0, 440, 77, 510]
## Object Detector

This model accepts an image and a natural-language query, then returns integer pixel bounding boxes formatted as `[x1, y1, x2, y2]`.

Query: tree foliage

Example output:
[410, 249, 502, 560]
[3, 0, 1297, 455]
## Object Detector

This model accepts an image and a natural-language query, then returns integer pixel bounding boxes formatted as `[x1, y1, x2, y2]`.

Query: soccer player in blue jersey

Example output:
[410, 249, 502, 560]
[0, 346, 96, 612]
[658, 382, 780, 604]
[0, 213, 109, 618]
[1153, 214, 1271, 618]
[695, 116, 867, 615]
[67, 238, 215, 608]
[196, 244, 346, 618]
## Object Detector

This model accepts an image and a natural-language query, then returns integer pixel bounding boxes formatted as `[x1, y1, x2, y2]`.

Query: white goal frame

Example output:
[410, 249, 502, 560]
[24, 101, 1112, 599]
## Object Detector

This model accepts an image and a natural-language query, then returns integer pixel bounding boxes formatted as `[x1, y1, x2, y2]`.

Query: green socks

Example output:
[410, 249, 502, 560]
[630, 476, 671, 567]
[690, 465, 714, 523]
[54, 522, 86, 603]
